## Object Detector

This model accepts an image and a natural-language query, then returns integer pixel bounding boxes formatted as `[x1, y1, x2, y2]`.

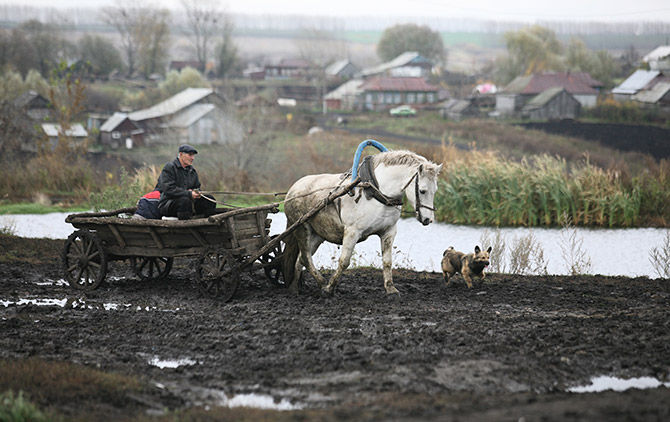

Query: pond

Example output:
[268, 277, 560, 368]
[1, 212, 667, 278]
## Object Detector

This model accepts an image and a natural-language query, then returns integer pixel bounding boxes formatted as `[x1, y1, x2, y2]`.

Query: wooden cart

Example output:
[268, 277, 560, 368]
[62, 204, 284, 302]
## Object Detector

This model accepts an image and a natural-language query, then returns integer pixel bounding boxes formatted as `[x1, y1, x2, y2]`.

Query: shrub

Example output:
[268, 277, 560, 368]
[0, 390, 48, 422]
[558, 214, 593, 275]
[649, 230, 670, 279]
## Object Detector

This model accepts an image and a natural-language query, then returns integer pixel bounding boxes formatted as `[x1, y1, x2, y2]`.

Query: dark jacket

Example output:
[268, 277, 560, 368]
[157, 157, 201, 210]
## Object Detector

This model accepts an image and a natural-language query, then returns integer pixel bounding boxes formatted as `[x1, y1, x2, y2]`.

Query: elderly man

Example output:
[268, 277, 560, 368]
[157, 144, 215, 220]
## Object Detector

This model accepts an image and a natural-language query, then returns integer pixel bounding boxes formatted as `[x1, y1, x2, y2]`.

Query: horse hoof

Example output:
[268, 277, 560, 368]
[386, 291, 400, 300]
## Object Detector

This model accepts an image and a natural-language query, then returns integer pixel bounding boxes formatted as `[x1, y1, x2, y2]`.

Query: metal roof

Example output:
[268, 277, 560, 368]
[325, 59, 352, 76]
[360, 76, 438, 92]
[502, 72, 599, 95]
[100, 112, 129, 132]
[522, 87, 568, 111]
[129, 88, 214, 122]
[41, 123, 88, 137]
[167, 104, 216, 128]
[612, 70, 661, 95]
[360, 52, 429, 77]
[631, 81, 670, 103]
[325, 79, 364, 100]
[643, 46, 670, 63]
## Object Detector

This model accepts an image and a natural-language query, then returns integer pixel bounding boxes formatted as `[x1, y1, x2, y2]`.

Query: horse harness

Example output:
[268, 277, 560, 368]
[348, 156, 436, 223]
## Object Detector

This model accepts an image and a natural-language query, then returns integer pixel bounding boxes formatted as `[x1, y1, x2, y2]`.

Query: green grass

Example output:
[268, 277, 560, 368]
[0, 203, 89, 215]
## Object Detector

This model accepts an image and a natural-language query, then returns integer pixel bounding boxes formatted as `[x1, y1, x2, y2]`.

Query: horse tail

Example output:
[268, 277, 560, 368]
[282, 229, 300, 287]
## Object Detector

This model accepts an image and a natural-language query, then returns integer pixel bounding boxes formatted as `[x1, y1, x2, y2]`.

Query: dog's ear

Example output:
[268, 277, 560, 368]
[486, 246, 492, 253]
[474, 245, 481, 253]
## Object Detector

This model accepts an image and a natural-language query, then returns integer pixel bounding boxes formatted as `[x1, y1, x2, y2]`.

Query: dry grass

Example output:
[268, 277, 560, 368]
[0, 358, 143, 419]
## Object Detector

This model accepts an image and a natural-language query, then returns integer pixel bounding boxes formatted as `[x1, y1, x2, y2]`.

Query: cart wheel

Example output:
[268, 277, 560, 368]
[62, 230, 108, 290]
[258, 235, 286, 287]
[195, 248, 240, 302]
[131, 257, 173, 281]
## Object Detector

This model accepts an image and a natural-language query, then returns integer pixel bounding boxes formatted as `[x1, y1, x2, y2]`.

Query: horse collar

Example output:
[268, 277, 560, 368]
[355, 156, 403, 207]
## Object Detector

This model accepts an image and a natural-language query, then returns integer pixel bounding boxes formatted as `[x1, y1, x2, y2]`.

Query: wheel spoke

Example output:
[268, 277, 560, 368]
[72, 239, 84, 255]
[84, 237, 93, 255]
[88, 250, 100, 260]
[67, 263, 78, 272]
[89, 261, 100, 269]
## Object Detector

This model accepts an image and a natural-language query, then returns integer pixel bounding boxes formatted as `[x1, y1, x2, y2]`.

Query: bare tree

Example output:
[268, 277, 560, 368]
[137, 7, 171, 78]
[181, 0, 223, 73]
[102, 1, 171, 78]
[102, 0, 142, 77]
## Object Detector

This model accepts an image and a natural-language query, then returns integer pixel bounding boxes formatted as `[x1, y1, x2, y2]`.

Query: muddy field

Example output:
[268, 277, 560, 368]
[1, 235, 670, 421]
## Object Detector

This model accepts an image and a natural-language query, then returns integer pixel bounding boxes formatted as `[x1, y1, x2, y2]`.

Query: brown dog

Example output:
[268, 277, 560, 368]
[441, 245, 492, 288]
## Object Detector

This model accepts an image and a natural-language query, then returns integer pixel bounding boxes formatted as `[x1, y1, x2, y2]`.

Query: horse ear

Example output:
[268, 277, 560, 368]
[437, 163, 443, 173]
[487, 246, 492, 253]
[475, 245, 481, 253]
[419, 164, 424, 174]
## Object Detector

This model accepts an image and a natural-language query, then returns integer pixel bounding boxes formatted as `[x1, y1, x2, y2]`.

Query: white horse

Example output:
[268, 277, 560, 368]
[282, 149, 442, 296]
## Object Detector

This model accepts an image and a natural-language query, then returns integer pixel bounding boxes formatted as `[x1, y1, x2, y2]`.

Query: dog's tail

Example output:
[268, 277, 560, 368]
[443, 246, 454, 256]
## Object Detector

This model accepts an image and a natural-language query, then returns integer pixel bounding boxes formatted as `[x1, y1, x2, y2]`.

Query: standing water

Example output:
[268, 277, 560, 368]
[1, 212, 667, 278]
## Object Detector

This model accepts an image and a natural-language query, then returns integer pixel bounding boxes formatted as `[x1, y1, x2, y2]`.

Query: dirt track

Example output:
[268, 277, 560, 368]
[1, 235, 670, 420]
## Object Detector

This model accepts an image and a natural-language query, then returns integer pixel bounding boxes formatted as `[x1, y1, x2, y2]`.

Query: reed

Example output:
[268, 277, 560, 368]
[434, 148, 650, 227]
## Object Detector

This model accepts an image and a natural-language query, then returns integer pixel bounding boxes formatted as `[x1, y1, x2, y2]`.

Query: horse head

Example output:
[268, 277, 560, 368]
[408, 160, 442, 225]
[372, 150, 442, 226]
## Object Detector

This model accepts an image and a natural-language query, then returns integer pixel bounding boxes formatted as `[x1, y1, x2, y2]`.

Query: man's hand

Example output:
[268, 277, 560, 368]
[190, 189, 201, 199]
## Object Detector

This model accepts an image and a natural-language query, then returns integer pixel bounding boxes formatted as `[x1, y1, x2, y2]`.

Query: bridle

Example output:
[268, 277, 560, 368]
[399, 164, 436, 224]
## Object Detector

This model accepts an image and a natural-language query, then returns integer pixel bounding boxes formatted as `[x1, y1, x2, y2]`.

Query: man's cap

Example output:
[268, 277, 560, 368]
[178, 144, 198, 154]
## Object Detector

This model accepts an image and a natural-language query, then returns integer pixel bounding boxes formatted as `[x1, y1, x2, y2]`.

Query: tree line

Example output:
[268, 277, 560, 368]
[0, 0, 237, 81]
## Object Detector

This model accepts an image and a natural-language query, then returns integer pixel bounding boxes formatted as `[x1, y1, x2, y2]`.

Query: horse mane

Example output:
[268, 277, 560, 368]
[372, 150, 440, 178]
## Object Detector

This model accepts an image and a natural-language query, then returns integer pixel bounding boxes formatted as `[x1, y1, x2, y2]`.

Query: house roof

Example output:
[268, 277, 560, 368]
[447, 99, 475, 113]
[129, 88, 214, 122]
[325, 79, 364, 100]
[14, 90, 49, 108]
[643, 46, 670, 63]
[100, 112, 132, 132]
[360, 76, 438, 92]
[167, 104, 216, 128]
[522, 87, 571, 111]
[502, 72, 600, 95]
[631, 81, 670, 103]
[360, 52, 431, 77]
[612, 70, 661, 95]
[326, 59, 355, 76]
[41, 123, 88, 137]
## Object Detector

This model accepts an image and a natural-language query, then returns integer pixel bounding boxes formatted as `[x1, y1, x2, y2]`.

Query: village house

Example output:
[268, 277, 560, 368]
[521, 87, 581, 120]
[324, 79, 364, 111]
[360, 76, 440, 111]
[612, 69, 669, 101]
[496, 72, 601, 116]
[41, 123, 88, 149]
[325, 59, 359, 82]
[106, 87, 242, 146]
[99, 112, 144, 149]
[13, 90, 51, 121]
[642, 46, 670, 71]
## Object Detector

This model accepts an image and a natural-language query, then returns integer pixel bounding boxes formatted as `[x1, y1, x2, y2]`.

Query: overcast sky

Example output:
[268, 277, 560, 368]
[2, 0, 670, 22]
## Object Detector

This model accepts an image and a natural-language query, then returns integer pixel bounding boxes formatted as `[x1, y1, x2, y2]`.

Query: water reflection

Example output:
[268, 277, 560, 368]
[1, 212, 667, 278]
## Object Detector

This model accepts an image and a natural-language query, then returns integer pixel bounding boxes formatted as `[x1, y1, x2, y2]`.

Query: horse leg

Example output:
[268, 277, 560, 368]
[380, 226, 399, 295]
[296, 225, 327, 288]
[322, 230, 358, 296]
